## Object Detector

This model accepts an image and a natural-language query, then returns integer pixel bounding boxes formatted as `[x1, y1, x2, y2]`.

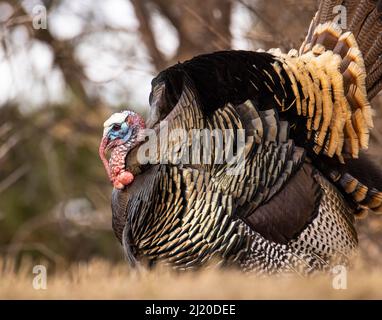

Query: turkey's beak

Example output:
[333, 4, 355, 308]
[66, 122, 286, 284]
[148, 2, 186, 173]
[99, 136, 112, 182]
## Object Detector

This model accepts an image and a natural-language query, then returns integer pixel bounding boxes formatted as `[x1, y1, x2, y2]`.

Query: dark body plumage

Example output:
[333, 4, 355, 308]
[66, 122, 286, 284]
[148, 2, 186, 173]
[111, 0, 382, 275]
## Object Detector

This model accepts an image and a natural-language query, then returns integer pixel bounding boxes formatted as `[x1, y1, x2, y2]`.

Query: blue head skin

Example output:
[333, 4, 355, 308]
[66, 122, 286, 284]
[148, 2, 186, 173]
[107, 121, 133, 144]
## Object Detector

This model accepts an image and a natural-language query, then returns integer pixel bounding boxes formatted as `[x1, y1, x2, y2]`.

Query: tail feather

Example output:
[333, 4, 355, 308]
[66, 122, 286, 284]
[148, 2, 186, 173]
[357, 6, 382, 54]
[299, 0, 382, 216]
[365, 40, 382, 71]
[366, 58, 382, 90]
[298, 21, 373, 159]
[317, 0, 344, 24]
[309, 0, 382, 100]
[369, 79, 382, 98]
[347, 0, 376, 36]
[320, 154, 382, 216]
[342, 0, 360, 19]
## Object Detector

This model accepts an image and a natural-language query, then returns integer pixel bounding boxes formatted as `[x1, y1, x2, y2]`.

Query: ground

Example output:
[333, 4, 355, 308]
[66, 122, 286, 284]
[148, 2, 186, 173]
[1, 259, 381, 299]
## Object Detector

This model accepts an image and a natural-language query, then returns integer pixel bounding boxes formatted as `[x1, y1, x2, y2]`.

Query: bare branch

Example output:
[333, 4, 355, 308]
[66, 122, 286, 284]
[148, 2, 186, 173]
[0, 164, 30, 194]
[2, 0, 98, 108]
[0, 123, 12, 138]
[181, 3, 231, 50]
[130, 0, 167, 71]
[0, 133, 21, 162]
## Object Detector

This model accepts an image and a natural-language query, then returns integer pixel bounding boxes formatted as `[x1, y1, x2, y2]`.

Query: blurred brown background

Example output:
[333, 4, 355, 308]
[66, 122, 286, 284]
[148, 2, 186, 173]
[0, 0, 381, 268]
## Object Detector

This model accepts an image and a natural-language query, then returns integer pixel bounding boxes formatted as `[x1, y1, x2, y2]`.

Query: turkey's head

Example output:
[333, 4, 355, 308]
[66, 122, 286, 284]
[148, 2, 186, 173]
[99, 110, 146, 190]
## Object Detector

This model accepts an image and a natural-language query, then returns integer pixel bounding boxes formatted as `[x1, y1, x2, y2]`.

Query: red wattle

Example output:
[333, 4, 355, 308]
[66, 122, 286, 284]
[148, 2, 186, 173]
[113, 171, 135, 190]
[113, 180, 125, 189]
[99, 137, 112, 182]
[118, 171, 135, 185]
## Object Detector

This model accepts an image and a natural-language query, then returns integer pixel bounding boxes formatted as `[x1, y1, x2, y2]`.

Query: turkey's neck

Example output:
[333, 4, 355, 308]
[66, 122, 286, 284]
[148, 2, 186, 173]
[110, 144, 129, 178]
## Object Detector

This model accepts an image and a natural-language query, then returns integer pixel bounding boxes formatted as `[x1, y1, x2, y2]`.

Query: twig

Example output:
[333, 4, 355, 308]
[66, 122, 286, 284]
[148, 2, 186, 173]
[234, 0, 279, 35]
[4, 15, 33, 28]
[0, 164, 30, 194]
[130, 0, 167, 71]
[85, 62, 155, 84]
[0, 133, 21, 162]
[181, 3, 231, 50]
[234, 0, 293, 49]
[0, 123, 12, 138]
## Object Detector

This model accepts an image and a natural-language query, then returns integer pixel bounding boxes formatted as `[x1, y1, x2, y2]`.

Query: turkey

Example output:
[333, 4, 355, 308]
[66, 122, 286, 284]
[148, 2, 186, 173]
[99, 0, 382, 275]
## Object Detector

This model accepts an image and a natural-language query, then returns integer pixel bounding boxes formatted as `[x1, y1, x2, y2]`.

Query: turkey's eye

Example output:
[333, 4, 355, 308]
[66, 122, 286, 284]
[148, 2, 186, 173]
[113, 124, 121, 131]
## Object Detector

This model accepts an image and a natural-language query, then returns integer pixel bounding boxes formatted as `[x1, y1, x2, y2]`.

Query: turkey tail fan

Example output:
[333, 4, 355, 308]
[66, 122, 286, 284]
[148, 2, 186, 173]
[298, 0, 382, 215]
[310, 0, 382, 100]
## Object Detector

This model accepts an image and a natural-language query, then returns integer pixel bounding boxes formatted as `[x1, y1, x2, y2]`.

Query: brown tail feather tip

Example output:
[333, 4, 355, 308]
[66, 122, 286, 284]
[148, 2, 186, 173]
[354, 208, 369, 219]
[365, 189, 382, 213]
[337, 172, 382, 215]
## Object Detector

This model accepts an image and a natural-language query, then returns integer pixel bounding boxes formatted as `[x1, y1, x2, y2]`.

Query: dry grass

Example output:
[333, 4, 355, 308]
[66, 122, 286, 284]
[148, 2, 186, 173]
[1, 259, 382, 299]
